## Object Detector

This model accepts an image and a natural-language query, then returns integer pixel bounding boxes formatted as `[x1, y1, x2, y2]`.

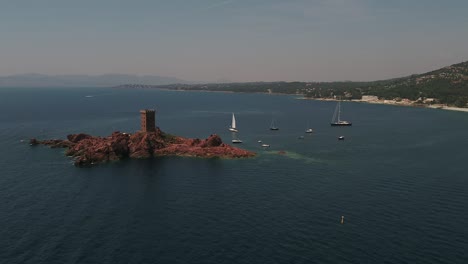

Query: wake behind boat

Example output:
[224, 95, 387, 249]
[331, 101, 352, 126]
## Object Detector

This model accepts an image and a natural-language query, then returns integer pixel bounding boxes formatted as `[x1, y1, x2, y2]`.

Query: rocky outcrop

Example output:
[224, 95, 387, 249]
[155, 134, 253, 159]
[31, 128, 255, 166]
[67, 133, 92, 143]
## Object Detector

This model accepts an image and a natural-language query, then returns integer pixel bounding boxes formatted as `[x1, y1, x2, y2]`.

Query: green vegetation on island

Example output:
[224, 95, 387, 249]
[118, 61, 468, 108]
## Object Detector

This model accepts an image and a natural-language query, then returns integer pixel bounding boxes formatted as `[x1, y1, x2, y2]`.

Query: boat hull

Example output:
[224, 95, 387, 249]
[229, 128, 238, 132]
[330, 123, 352, 126]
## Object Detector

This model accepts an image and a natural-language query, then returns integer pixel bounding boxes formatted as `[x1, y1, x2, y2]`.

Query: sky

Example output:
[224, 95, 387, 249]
[1, 0, 468, 82]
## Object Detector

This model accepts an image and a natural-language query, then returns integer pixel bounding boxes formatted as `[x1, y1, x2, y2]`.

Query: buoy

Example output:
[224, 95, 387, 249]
[341, 215, 344, 224]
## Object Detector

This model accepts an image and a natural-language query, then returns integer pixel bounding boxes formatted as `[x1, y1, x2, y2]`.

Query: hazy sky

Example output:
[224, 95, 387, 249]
[1, 0, 468, 82]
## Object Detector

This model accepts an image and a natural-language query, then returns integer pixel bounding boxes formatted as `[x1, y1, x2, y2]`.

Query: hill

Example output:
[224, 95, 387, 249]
[356, 61, 468, 106]
[130, 61, 468, 107]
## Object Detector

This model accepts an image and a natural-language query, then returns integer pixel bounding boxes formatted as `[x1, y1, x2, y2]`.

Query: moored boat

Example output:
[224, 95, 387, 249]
[331, 101, 352, 126]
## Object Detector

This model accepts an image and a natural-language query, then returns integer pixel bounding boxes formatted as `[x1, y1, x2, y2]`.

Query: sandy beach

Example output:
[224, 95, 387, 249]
[296, 96, 468, 113]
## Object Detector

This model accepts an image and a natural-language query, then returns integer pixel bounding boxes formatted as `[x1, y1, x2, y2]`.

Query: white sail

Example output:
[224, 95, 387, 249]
[231, 113, 236, 129]
[229, 113, 238, 132]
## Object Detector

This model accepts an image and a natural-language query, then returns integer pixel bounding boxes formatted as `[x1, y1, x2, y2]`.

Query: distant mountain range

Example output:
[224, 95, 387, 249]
[4, 61, 468, 107]
[0, 74, 189, 87]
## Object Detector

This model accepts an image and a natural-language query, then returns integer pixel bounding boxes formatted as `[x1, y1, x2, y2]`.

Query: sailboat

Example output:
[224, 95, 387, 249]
[330, 101, 352, 126]
[270, 118, 279, 130]
[231, 132, 242, 144]
[229, 113, 238, 132]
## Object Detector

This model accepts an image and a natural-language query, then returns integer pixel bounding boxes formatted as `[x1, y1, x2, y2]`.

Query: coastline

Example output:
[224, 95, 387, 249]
[117, 86, 468, 113]
[296, 96, 468, 113]
[116, 86, 292, 96]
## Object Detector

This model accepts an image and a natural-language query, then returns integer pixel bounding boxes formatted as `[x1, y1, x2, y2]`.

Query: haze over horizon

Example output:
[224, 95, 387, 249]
[1, 0, 468, 83]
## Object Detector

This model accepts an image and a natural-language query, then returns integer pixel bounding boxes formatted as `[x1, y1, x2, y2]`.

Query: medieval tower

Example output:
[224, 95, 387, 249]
[140, 109, 156, 132]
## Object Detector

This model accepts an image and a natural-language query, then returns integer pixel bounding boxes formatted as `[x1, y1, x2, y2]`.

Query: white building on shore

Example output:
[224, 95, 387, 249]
[361, 95, 379, 102]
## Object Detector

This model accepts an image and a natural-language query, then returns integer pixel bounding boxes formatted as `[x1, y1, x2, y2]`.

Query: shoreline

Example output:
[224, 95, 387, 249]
[117, 86, 292, 96]
[117, 86, 468, 113]
[296, 96, 468, 113]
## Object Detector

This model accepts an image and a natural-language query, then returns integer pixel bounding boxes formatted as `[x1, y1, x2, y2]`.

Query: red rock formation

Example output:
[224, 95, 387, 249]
[31, 128, 255, 166]
[67, 133, 92, 143]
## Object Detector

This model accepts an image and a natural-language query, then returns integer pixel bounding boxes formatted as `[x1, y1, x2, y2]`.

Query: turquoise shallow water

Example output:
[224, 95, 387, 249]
[0, 87, 467, 263]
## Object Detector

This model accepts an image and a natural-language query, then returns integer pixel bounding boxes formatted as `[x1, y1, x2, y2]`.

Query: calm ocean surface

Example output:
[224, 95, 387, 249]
[0, 87, 467, 264]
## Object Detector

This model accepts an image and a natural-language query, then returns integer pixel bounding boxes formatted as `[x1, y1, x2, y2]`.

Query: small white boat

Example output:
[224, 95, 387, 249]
[338, 136, 345, 140]
[257, 140, 262, 143]
[261, 144, 270, 148]
[305, 121, 313, 133]
[229, 113, 238, 132]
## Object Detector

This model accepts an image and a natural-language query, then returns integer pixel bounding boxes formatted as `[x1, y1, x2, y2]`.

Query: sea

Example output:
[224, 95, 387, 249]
[0, 87, 467, 264]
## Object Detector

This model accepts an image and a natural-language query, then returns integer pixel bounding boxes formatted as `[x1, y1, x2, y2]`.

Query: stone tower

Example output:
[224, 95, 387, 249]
[140, 109, 156, 132]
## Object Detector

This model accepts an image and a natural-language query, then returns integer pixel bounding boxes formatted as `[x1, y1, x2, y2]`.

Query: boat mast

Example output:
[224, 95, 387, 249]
[332, 102, 338, 123]
[270, 112, 275, 128]
[337, 101, 341, 122]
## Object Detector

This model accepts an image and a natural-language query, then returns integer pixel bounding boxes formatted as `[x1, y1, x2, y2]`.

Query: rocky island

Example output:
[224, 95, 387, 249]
[30, 109, 255, 166]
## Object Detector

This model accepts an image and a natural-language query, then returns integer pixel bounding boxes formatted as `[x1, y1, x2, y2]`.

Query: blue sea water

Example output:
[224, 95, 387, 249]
[0, 87, 467, 264]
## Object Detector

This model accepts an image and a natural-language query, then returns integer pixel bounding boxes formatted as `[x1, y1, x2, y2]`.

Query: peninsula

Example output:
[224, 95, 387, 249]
[30, 109, 255, 166]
